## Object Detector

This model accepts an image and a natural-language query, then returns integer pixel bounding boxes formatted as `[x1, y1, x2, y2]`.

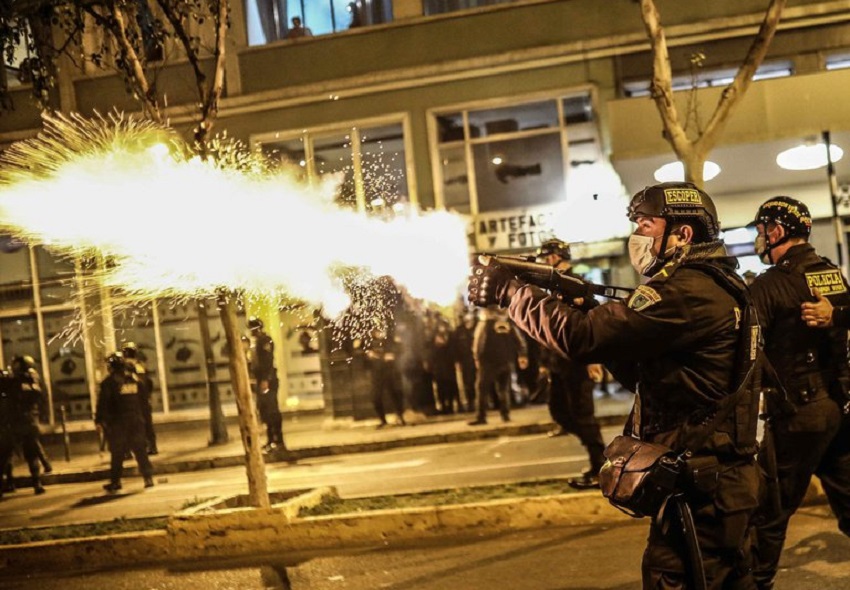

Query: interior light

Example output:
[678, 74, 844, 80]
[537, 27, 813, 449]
[653, 161, 721, 183]
[776, 143, 844, 171]
[721, 227, 755, 246]
[491, 156, 503, 165]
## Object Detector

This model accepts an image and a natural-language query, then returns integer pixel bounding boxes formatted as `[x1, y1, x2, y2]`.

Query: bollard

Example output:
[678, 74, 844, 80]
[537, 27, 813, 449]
[60, 405, 71, 462]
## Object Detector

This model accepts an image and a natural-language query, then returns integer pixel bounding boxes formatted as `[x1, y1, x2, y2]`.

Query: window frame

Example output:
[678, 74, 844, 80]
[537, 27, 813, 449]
[427, 85, 603, 216]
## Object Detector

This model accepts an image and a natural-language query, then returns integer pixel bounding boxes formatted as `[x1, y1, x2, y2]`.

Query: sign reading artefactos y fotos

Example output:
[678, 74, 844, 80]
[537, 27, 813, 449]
[472, 204, 563, 252]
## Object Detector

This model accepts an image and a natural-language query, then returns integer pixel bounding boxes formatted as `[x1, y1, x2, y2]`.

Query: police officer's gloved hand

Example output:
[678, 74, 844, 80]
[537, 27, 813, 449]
[468, 258, 522, 308]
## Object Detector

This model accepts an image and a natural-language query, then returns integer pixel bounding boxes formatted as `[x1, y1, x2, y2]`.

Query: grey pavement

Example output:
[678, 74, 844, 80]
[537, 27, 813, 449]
[12, 389, 635, 488]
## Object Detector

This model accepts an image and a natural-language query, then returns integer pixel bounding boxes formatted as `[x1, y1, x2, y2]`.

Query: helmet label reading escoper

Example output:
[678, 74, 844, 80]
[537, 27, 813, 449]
[664, 188, 703, 205]
[805, 270, 847, 295]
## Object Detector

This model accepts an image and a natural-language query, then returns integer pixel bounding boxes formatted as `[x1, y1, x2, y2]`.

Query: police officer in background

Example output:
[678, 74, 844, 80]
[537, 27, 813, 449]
[95, 352, 154, 492]
[468, 181, 761, 588]
[468, 306, 528, 426]
[122, 342, 157, 455]
[9, 355, 48, 494]
[746, 196, 850, 589]
[248, 317, 285, 452]
[534, 238, 607, 490]
[0, 369, 17, 498]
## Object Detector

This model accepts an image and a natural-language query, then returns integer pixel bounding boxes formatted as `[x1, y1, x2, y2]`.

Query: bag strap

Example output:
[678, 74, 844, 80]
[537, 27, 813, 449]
[676, 262, 760, 454]
[679, 357, 759, 454]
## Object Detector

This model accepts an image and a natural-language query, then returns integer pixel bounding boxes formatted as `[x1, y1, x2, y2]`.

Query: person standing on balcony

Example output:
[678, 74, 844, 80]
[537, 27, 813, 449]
[287, 16, 312, 39]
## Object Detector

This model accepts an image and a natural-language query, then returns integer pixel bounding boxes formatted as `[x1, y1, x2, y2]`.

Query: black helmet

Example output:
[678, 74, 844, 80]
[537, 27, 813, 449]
[10, 354, 36, 376]
[106, 352, 126, 373]
[628, 182, 720, 241]
[248, 316, 263, 331]
[121, 341, 138, 359]
[748, 196, 812, 238]
[536, 238, 571, 261]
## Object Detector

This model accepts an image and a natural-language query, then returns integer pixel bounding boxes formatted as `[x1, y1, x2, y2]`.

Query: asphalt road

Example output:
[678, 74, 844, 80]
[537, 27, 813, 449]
[1, 505, 848, 589]
[0, 427, 622, 529]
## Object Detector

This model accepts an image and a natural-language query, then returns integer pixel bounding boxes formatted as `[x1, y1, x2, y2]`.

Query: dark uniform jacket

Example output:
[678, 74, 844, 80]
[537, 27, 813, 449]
[750, 242, 850, 421]
[508, 242, 758, 457]
[252, 332, 277, 382]
[96, 371, 145, 427]
[429, 320, 457, 381]
[473, 314, 528, 372]
[11, 369, 43, 437]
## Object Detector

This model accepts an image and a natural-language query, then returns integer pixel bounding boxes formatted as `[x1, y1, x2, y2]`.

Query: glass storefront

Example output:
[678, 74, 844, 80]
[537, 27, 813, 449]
[0, 245, 263, 424]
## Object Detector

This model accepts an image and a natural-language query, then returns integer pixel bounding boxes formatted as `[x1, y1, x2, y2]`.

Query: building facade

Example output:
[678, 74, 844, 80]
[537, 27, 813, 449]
[2, 0, 850, 424]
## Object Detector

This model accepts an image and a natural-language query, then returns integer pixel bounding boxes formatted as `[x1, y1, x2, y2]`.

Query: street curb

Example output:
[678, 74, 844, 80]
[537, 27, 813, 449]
[0, 488, 634, 579]
[36, 415, 627, 487]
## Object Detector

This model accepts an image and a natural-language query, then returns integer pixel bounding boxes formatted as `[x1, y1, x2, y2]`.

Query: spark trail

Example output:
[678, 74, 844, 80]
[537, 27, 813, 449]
[0, 113, 470, 318]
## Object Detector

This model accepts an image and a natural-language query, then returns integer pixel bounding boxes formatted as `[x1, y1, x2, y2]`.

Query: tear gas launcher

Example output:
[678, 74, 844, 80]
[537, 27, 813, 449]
[478, 254, 634, 301]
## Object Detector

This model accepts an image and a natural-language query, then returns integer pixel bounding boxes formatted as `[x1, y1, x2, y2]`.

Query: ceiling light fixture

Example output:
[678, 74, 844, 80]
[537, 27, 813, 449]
[776, 143, 844, 171]
[653, 161, 721, 183]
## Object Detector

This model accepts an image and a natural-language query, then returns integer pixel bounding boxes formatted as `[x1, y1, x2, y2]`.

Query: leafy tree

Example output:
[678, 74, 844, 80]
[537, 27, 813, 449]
[1, 0, 228, 144]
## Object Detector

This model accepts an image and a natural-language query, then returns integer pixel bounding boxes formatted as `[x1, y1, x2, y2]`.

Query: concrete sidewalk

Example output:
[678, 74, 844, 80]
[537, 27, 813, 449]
[16, 390, 635, 487]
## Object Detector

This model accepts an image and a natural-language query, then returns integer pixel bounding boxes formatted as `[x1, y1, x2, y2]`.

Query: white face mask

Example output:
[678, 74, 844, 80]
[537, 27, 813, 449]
[628, 233, 659, 276]
[754, 234, 770, 264]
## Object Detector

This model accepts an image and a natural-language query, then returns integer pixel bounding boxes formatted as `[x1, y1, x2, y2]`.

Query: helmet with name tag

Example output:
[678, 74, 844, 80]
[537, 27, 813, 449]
[748, 196, 811, 238]
[628, 181, 719, 242]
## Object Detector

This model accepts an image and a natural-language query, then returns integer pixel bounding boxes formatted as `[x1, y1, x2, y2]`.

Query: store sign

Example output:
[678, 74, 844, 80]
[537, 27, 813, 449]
[472, 204, 562, 252]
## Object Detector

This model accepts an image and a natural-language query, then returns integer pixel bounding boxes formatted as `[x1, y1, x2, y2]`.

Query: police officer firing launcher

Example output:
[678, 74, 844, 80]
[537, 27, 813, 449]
[468, 181, 762, 589]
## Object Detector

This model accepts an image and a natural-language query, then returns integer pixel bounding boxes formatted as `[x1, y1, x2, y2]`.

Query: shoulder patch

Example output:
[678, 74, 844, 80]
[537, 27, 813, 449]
[627, 285, 662, 312]
[805, 269, 847, 296]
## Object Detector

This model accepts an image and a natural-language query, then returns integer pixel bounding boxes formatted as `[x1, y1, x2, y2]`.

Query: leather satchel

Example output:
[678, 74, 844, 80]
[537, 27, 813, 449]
[598, 434, 681, 518]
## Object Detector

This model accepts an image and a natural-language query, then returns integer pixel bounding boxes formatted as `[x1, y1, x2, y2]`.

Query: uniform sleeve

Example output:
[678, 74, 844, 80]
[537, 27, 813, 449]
[748, 274, 776, 335]
[507, 278, 696, 365]
[95, 381, 109, 424]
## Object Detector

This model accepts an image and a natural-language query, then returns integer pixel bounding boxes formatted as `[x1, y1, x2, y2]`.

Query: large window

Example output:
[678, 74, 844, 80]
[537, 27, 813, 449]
[245, 0, 393, 45]
[432, 90, 630, 250]
[254, 117, 413, 212]
[622, 61, 793, 98]
[433, 91, 602, 216]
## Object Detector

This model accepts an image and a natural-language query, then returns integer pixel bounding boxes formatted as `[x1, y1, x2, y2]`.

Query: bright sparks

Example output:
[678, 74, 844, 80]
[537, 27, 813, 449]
[0, 113, 470, 316]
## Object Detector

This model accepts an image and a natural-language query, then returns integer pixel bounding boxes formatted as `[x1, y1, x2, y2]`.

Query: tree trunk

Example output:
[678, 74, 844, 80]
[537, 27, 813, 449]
[219, 292, 270, 508]
[681, 150, 707, 190]
[197, 299, 229, 445]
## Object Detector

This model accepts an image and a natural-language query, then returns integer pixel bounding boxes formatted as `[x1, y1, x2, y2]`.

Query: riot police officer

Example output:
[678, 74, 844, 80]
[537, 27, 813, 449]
[534, 238, 606, 490]
[468, 181, 761, 588]
[0, 369, 16, 498]
[122, 342, 158, 455]
[95, 352, 154, 492]
[248, 317, 285, 451]
[746, 196, 850, 589]
[9, 355, 48, 494]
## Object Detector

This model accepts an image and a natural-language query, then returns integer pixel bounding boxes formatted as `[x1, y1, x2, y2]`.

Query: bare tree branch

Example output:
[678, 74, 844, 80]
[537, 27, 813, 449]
[640, 0, 786, 186]
[639, 0, 690, 158]
[699, 0, 787, 152]
[155, 0, 207, 105]
[197, 0, 228, 142]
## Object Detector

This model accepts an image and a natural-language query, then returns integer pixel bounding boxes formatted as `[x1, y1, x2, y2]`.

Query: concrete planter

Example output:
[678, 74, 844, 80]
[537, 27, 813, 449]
[0, 484, 642, 581]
